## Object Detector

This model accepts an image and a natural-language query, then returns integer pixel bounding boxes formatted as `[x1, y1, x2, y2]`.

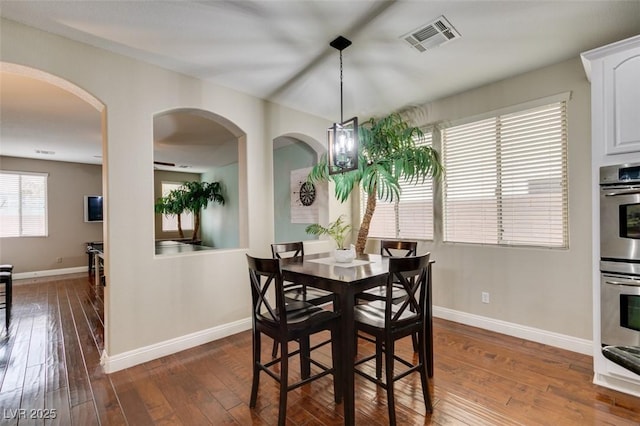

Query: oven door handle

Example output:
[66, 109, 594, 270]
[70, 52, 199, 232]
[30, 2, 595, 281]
[603, 187, 640, 196]
[604, 279, 640, 287]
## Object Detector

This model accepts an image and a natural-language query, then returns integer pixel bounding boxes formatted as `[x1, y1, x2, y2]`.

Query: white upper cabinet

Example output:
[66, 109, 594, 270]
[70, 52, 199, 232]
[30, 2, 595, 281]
[582, 35, 640, 155]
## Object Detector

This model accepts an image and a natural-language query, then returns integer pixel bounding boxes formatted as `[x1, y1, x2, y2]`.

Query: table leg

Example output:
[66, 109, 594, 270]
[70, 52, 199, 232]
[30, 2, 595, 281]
[427, 262, 434, 377]
[5, 273, 11, 329]
[341, 290, 356, 425]
[94, 252, 101, 287]
[300, 336, 311, 379]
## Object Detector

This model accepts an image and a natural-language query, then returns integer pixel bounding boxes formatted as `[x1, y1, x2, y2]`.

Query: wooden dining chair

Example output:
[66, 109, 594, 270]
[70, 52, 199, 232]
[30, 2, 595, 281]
[353, 254, 433, 425]
[355, 241, 423, 357]
[246, 255, 342, 426]
[356, 240, 418, 303]
[0, 264, 13, 330]
[270, 242, 334, 357]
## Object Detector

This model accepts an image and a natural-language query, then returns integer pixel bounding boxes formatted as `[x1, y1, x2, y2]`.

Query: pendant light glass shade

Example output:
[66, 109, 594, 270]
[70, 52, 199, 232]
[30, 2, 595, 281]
[328, 117, 358, 174]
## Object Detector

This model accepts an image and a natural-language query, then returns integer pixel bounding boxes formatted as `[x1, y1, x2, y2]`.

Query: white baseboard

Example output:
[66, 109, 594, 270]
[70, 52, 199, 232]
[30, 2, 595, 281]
[101, 306, 591, 374]
[13, 266, 87, 281]
[433, 305, 592, 355]
[102, 317, 252, 373]
[594, 372, 640, 398]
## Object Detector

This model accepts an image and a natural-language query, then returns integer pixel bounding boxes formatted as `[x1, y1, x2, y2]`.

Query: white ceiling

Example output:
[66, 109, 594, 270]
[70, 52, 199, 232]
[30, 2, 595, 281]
[1, 1, 639, 171]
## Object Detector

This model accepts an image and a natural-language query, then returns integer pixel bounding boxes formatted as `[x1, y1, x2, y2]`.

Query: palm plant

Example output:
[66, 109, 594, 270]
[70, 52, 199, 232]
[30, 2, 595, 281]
[155, 181, 225, 242]
[307, 112, 443, 254]
[155, 191, 188, 238]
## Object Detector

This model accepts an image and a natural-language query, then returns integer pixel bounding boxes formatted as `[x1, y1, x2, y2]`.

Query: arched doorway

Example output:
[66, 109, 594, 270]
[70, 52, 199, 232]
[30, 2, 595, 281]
[0, 61, 108, 348]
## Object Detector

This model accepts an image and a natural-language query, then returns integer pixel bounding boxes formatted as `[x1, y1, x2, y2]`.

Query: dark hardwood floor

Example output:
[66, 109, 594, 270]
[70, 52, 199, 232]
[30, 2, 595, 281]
[1, 275, 639, 425]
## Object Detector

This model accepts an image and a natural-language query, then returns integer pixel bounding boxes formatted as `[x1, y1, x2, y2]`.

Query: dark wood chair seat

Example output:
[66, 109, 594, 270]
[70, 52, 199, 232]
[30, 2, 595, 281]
[258, 300, 336, 329]
[354, 300, 418, 328]
[354, 254, 433, 425]
[246, 254, 342, 426]
[356, 285, 408, 302]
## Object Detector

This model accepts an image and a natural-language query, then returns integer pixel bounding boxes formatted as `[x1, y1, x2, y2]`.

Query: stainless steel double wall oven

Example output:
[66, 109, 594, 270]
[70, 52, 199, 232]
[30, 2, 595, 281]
[600, 163, 640, 347]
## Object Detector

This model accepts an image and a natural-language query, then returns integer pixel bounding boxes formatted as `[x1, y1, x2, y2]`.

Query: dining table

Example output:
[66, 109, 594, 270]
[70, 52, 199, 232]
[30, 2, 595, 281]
[279, 252, 434, 425]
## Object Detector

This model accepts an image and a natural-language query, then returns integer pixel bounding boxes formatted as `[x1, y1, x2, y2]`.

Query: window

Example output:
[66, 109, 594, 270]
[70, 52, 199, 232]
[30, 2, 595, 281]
[361, 132, 434, 240]
[160, 182, 194, 232]
[442, 99, 568, 248]
[0, 171, 48, 237]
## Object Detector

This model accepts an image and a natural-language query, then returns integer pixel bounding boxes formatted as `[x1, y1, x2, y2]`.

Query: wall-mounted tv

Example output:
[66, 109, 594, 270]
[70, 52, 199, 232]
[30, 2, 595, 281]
[84, 195, 103, 222]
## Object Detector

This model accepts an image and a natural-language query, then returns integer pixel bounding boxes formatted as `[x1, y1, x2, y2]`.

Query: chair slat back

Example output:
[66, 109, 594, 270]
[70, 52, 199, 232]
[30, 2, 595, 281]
[380, 240, 418, 257]
[386, 253, 431, 325]
[271, 242, 304, 259]
[246, 255, 286, 328]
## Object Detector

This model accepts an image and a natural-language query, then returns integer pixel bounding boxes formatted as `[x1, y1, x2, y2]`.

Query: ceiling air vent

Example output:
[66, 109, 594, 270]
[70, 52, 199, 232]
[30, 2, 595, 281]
[401, 15, 461, 53]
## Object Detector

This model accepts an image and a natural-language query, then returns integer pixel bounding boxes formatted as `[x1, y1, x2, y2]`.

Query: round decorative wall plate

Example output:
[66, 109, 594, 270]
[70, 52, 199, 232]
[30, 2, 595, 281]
[298, 181, 316, 206]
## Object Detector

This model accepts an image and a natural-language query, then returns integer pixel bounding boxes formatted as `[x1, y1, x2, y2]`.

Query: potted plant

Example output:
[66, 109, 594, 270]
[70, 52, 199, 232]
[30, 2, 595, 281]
[305, 215, 355, 263]
[307, 112, 443, 254]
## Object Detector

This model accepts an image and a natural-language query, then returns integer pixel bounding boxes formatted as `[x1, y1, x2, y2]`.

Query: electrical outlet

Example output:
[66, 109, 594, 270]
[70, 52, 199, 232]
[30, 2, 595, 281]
[56, 257, 63, 263]
[481, 292, 490, 304]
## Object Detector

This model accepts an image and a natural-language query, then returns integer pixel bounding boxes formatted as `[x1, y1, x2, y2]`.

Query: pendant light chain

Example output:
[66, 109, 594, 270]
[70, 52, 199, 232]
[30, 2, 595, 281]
[340, 49, 344, 123]
[328, 35, 358, 175]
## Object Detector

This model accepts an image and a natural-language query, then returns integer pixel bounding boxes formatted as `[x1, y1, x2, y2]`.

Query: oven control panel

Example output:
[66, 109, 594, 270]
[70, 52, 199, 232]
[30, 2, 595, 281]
[601, 162, 640, 185]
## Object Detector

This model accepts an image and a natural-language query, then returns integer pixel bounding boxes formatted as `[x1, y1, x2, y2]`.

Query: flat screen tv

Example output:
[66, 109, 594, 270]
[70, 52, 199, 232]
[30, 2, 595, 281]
[84, 195, 103, 222]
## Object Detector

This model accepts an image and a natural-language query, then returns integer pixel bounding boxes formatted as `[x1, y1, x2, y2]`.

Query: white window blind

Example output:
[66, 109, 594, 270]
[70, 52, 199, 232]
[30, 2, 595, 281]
[161, 182, 194, 232]
[361, 132, 434, 240]
[442, 101, 568, 248]
[0, 171, 48, 237]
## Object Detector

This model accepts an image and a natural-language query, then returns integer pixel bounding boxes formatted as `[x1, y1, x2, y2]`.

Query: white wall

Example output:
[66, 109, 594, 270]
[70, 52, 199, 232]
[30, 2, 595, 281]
[0, 156, 103, 273]
[265, 102, 352, 236]
[0, 19, 334, 369]
[201, 163, 239, 249]
[410, 58, 593, 341]
[1, 17, 596, 371]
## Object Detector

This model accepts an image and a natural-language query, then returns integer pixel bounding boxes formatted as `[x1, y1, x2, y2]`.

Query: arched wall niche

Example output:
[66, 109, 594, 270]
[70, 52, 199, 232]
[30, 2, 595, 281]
[272, 132, 328, 243]
[152, 107, 247, 251]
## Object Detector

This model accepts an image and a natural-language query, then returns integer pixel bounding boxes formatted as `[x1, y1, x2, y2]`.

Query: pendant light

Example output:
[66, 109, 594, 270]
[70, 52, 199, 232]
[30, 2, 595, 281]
[328, 35, 358, 175]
